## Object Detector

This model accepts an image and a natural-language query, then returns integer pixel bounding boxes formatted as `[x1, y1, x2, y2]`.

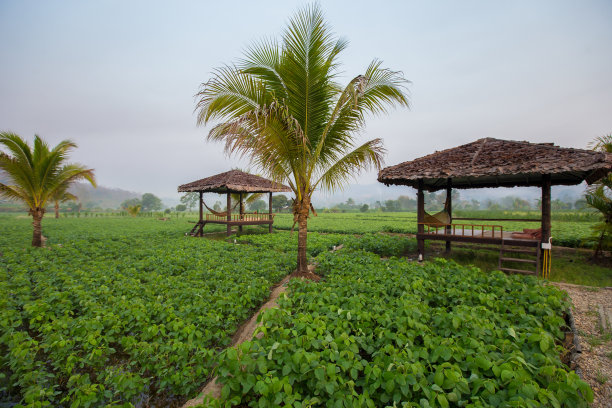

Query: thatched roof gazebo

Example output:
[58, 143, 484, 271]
[378, 138, 612, 275]
[178, 170, 291, 236]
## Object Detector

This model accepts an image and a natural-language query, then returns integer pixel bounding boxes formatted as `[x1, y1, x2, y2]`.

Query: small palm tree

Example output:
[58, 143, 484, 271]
[196, 5, 409, 272]
[0, 132, 96, 246]
[586, 134, 612, 257]
[127, 204, 141, 217]
[51, 187, 78, 218]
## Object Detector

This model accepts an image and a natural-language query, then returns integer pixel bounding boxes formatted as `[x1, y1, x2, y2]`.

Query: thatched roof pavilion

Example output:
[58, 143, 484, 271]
[178, 169, 291, 194]
[178, 170, 291, 236]
[378, 138, 612, 275]
[378, 138, 612, 191]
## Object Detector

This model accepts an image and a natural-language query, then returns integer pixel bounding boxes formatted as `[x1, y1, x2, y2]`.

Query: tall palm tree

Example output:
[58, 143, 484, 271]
[0, 132, 96, 247]
[586, 134, 612, 256]
[195, 5, 409, 272]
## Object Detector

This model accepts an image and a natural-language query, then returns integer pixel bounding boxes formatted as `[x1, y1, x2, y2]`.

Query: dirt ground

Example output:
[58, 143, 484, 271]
[553, 282, 612, 408]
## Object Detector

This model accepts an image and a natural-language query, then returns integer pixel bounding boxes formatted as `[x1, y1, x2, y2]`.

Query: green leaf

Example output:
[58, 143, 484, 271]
[437, 394, 449, 408]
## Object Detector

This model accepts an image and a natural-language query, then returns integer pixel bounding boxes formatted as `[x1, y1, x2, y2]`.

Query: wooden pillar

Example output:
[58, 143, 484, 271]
[226, 192, 232, 236]
[239, 193, 244, 232]
[541, 174, 551, 274]
[268, 192, 273, 233]
[417, 179, 425, 261]
[198, 191, 203, 237]
[445, 178, 452, 253]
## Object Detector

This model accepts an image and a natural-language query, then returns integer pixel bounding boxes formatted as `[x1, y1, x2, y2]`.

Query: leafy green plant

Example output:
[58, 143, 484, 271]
[210, 251, 593, 407]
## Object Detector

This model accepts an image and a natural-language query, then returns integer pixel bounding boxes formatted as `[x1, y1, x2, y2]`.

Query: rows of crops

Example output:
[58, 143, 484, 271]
[0, 216, 594, 407]
[272, 212, 595, 248]
[206, 250, 592, 407]
[0, 218, 295, 406]
[233, 231, 416, 258]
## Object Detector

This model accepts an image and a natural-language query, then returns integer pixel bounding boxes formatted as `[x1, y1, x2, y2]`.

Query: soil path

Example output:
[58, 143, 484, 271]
[182, 267, 318, 407]
[552, 282, 612, 408]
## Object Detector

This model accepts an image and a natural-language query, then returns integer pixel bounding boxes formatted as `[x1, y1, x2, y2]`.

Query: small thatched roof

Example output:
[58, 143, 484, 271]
[378, 138, 612, 192]
[178, 170, 291, 194]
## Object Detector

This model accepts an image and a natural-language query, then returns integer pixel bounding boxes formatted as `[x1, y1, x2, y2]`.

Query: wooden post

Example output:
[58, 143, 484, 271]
[198, 191, 203, 237]
[540, 174, 551, 275]
[446, 178, 452, 253]
[417, 179, 425, 261]
[226, 192, 232, 236]
[268, 192, 273, 233]
[239, 192, 244, 232]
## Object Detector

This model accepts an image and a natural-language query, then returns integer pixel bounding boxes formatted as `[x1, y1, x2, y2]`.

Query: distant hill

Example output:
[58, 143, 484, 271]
[68, 183, 140, 210]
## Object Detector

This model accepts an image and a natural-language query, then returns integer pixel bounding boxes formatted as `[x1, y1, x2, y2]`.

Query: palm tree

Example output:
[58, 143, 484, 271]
[0, 132, 96, 247]
[195, 5, 409, 272]
[51, 187, 78, 218]
[586, 134, 612, 257]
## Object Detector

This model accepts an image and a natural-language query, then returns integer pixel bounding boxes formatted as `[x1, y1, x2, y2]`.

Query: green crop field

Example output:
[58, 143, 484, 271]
[0, 214, 603, 407]
[207, 251, 592, 407]
[273, 212, 596, 248]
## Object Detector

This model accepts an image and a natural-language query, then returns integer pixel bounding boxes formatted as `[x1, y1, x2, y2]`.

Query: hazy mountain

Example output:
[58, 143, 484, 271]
[68, 183, 140, 210]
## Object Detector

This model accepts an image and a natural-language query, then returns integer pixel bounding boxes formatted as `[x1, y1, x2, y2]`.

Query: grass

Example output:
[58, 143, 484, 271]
[595, 370, 609, 385]
[426, 243, 612, 287]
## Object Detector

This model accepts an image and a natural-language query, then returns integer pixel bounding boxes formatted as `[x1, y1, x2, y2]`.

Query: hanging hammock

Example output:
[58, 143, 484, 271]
[423, 194, 451, 225]
[203, 201, 239, 217]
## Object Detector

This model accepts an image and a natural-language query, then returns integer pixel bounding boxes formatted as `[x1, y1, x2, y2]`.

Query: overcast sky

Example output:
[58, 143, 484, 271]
[1, 0, 611, 200]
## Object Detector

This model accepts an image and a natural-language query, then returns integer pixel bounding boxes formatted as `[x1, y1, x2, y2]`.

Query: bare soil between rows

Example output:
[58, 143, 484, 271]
[182, 267, 320, 408]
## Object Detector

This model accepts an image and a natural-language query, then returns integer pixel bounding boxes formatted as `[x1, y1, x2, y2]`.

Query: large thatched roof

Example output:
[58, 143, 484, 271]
[378, 138, 612, 192]
[178, 170, 291, 194]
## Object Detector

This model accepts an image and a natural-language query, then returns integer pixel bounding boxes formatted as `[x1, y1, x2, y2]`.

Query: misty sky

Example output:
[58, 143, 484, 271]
[1, 0, 611, 201]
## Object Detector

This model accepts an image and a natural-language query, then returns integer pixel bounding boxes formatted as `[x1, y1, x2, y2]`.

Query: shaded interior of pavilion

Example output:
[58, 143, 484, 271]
[378, 138, 612, 276]
[178, 170, 291, 236]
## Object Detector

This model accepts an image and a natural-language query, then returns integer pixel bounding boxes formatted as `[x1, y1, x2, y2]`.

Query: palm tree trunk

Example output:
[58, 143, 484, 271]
[296, 198, 310, 273]
[31, 209, 44, 247]
[54, 201, 60, 218]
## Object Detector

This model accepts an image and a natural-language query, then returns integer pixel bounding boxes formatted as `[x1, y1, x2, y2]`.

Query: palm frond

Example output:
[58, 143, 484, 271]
[314, 138, 385, 193]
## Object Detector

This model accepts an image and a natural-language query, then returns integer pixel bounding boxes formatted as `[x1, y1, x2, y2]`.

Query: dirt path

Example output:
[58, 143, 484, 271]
[182, 267, 318, 407]
[552, 282, 612, 408]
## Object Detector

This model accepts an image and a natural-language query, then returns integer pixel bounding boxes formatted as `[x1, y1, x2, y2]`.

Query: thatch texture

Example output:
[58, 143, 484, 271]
[178, 170, 291, 194]
[378, 138, 612, 191]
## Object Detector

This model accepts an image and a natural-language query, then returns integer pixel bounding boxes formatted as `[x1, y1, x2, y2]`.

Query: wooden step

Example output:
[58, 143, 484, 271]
[500, 257, 537, 264]
[500, 247, 538, 255]
[499, 267, 536, 275]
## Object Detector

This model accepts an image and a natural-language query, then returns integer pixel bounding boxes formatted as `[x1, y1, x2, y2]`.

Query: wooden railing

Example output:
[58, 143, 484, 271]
[206, 213, 274, 222]
[419, 223, 504, 238]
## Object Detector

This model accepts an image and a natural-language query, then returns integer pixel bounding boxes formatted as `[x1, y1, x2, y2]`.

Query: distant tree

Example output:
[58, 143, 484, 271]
[271, 194, 289, 212]
[512, 197, 531, 210]
[397, 195, 417, 211]
[0, 133, 95, 246]
[346, 198, 355, 206]
[574, 198, 587, 210]
[127, 204, 141, 217]
[551, 199, 571, 211]
[360, 204, 369, 212]
[176, 204, 187, 212]
[249, 199, 267, 212]
[164, 208, 171, 214]
[121, 198, 141, 210]
[180, 192, 199, 211]
[141, 193, 162, 211]
[384, 199, 399, 212]
[213, 201, 222, 212]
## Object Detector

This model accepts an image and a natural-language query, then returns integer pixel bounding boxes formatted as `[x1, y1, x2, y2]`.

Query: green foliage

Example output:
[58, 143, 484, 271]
[211, 251, 592, 407]
[249, 199, 267, 212]
[0, 217, 295, 406]
[233, 231, 416, 258]
[141, 193, 163, 211]
[180, 192, 200, 211]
